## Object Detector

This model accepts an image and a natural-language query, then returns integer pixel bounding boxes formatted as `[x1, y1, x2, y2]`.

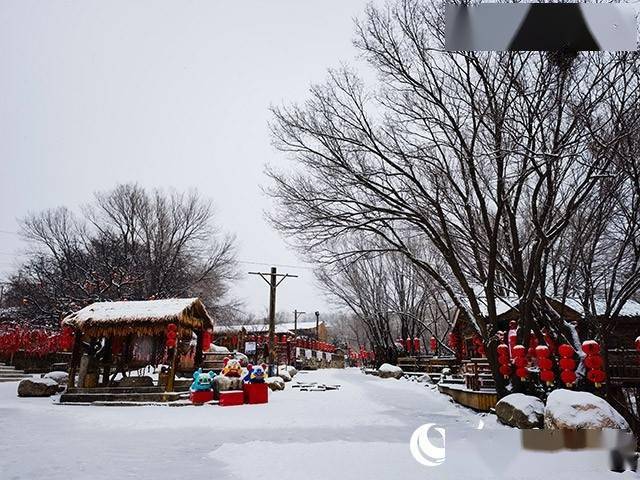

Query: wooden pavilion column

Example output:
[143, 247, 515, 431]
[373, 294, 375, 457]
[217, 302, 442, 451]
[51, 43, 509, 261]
[67, 331, 83, 390]
[166, 342, 178, 392]
[194, 329, 203, 370]
[101, 338, 113, 387]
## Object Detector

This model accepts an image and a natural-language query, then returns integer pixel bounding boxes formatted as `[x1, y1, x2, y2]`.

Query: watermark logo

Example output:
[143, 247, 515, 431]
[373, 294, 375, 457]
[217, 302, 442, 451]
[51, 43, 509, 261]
[409, 423, 446, 467]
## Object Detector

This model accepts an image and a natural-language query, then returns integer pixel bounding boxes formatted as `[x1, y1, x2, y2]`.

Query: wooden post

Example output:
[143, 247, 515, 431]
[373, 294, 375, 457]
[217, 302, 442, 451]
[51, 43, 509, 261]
[166, 344, 178, 392]
[67, 331, 82, 390]
[101, 338, 112, 387]
[194, 329, 203, 370]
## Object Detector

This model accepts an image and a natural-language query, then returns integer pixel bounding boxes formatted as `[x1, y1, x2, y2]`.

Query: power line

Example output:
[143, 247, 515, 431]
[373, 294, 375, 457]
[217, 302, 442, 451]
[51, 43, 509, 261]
[238, 260, 314, 270]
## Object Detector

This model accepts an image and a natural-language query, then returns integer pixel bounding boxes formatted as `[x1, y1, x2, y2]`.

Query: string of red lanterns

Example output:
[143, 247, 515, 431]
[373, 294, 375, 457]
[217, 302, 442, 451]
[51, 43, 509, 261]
[512, 344, 528, 381]
[558, 344, 577, 388]
[535, 345, 555, 386]
[497, 343, 511, 379]
[582, 340, 606, 388]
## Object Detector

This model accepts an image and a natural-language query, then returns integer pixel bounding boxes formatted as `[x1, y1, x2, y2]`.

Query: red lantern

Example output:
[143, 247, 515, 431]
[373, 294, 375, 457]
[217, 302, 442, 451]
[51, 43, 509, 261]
[581, 340, 600, 356]
[635, 336, 640, 352]
[515, 367, 528, 379]
[513, 356, 528, 368]
[559, 358, 576, 371]
[430, 336, 437, 352]
[405, 337, 412, 353]
[497, 344, 509, 356]
[413, 337, 420, 353]
[540, 369, 555, 384]
[538, 357, 553, 370]
[497, 343, 511, 379]
[558, 344, 574, 358]
[585, 355, 604, 371]
[201, 331, 212, 351]
[512, 345, 526, 358]
[535, 345, 550, 357]
[167, 323, 177, 332]
[587, 369, 606, 387]
[560, 370, 577, 385]
[499, 364, 511, 377]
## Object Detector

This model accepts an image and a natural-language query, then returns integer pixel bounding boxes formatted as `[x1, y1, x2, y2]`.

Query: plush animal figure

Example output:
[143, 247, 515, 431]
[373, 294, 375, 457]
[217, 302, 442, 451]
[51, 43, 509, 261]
[243, 363, 268, 383]
[190, 368, 216, 392]
[221, 357, 243, 378]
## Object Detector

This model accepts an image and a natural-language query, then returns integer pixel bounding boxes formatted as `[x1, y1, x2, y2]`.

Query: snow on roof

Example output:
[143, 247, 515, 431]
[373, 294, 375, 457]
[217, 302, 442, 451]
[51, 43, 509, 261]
[214, 321, 322, 334]
[62, 298, 213, 334]
[474, 295, 640, 319]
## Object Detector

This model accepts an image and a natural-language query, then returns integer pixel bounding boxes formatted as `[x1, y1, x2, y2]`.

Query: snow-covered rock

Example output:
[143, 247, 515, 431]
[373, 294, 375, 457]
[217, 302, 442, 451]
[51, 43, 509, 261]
[277, 366, 292, 382]
[441, 367, 452, 376]
[17, 377, 58, 397]
[496, 393, 544, 429]
[377, 363, 403, 379]
[544, 389, 629, 430]
[417, 374, 433, 384]
[233, 351, 249, 365]
[44, 371, 68, 385]
[210, 344, 230, 353]
[283, 365, 297, 377]
[266, 376, 285, 391]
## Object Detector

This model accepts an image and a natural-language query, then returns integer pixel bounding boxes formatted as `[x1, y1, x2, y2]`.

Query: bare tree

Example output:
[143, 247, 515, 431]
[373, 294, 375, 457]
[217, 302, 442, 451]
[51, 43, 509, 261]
[7, 184, 238, 326]
[266, 0, 640, 393]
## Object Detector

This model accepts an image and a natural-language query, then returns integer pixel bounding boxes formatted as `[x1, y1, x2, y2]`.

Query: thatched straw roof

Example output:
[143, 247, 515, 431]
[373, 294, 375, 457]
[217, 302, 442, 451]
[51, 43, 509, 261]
[62, 298, 213, 337]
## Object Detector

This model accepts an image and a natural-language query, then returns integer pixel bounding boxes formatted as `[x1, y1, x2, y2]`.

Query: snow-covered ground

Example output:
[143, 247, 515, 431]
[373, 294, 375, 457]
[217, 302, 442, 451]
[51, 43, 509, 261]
[0, 368, 634, 479]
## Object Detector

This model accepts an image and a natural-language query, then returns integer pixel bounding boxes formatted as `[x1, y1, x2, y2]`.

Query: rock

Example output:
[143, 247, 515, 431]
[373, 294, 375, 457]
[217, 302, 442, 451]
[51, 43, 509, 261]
[417, 374, 433, 384]
[233, 351, 249, 366]
[44, 371, 69, 385]
[544, 389, 629, 430]
[377, 363, 403, 379]
[17, 378, 59, 397]
[496, 393, 544, 429]
[210, 344, 230, 353]
[214, 375, 243, 392]
[277, 366, 292, 382]
[266, 376, 285, 391]
[281, 365, 297, 378]
[441, 367, 452, 376]
[119, 376, 154, 388]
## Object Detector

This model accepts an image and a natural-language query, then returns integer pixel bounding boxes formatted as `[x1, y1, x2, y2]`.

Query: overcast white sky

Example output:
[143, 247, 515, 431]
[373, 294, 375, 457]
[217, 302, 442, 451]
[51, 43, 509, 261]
[0, 0, 377, 316]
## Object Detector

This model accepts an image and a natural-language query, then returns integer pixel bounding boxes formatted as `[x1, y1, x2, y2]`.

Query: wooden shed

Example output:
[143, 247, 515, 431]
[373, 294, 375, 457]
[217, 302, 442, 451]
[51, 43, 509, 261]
[62, 298, 213, 394]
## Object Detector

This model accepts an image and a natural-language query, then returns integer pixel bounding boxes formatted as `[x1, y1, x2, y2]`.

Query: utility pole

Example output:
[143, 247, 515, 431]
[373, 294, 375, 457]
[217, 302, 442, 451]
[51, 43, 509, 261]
[315, 311, 320, 340]
[293, 309, 306, 338]
[249, 267, 298, 376]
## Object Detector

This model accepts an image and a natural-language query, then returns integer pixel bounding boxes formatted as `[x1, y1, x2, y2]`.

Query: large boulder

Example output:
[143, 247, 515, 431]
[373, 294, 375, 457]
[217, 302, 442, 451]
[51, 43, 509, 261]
[544, 389, 629, 430]
[377, 363, 403, 379]
[119, 376, 154, 388]
[17, 377, 59, 397]
[266, 376, 285, 391]
[496, 393, 545, 429]
[44, 371, 69, 385]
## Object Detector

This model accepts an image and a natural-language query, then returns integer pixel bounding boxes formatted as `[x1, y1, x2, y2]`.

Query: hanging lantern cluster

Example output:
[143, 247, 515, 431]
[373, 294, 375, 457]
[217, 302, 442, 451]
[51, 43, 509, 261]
[472, 334, 485, 357]
[201, 330, 212, 351]
[448, 332, 459, 351]
[58, 327, 75, 351]
[165, 323, 177, 349]
[429, 336, 437, 353]
[497, 343, 511, 378]
[582, 340, 606, 388]
[512, 345, 528, 381]
[536, 345, 554, 386]
[558, 344, 577, 387]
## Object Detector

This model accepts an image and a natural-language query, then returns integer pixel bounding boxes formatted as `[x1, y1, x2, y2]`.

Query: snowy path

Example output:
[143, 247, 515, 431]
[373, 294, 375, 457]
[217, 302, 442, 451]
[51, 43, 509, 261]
[0, 368, 633, 479]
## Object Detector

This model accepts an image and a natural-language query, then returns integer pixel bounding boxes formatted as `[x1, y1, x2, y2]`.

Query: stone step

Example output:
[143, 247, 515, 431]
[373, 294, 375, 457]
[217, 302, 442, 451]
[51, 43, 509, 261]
[0, 376, 31, 383]
[60, 391, 187, 404]
[0, 366, 23, 373]
[0, 372, 29, 378]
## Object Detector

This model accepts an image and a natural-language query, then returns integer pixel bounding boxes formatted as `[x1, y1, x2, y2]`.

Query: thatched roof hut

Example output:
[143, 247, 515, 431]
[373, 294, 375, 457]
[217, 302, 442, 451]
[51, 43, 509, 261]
[62, 298, 213, 337]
